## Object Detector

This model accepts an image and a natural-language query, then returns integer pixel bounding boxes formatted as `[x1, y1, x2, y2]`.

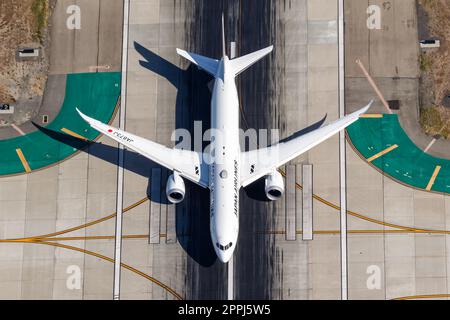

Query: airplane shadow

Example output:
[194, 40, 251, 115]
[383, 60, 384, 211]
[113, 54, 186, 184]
[278, 114, 327, 144]
[37, 42, 217, 267]
[242, 114, 328, 201]
[32, 123, 165, 199]
[134, 41, 217, 267]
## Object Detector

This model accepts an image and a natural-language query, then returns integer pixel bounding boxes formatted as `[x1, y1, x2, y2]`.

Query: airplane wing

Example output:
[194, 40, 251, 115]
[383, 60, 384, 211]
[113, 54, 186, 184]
[240, 101, 373, 187]
[76, 109, 209, 188]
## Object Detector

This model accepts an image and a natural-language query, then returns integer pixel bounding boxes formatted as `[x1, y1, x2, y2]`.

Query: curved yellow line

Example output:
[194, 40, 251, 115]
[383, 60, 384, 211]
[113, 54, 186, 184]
[31, 229, 448, 241]
[278, 169, 450, 234]
[8, 197, 149, 242]
[34, 240, 184, 300]
[392, 294, 450, 300]
[43, 235, 148, 241]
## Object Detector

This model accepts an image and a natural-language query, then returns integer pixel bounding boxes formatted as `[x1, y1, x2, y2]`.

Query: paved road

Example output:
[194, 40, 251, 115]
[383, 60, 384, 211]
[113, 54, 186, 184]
[345, 0, 450, 299]
[120, 0, 314, 301]
[178, 0, 280, 300]
[0, 0, 124, 299]
[183, 0, 311, 300]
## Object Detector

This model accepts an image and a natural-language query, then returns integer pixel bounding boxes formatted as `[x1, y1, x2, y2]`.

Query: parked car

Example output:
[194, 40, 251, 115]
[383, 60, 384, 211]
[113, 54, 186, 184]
[18, 48, 39, 58]
[420, 39, 440, 49]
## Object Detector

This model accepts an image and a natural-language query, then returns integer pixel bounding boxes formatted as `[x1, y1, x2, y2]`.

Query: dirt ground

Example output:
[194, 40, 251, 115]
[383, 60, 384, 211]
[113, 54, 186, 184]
[418, 0, 450, 138]
[0, 0, 51, 123]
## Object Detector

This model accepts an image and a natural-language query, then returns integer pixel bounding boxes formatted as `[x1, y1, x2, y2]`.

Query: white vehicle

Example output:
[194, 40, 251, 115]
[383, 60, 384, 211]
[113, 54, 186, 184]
[420, 39, 440, 49]
[77, 16, 371, 263]
[18, 48, 39, 58]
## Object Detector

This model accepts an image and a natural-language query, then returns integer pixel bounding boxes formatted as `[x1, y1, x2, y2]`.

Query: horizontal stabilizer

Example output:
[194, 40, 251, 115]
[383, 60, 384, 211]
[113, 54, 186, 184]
[230, 45, 273, 76]
[176, 49, 219, 77]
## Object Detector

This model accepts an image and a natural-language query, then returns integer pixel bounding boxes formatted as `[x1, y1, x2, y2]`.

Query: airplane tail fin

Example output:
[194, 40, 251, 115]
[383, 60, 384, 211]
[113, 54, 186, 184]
[221, 13, 226, 58]
[176, 14, 273, 78]
[176, 13, 225, 77]
[229, 45, 273, 77]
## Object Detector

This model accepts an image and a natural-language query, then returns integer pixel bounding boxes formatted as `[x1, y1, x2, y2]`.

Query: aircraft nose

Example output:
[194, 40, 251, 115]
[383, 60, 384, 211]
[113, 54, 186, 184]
[217, 248, 233, 263]
[214, 242, 235, 263]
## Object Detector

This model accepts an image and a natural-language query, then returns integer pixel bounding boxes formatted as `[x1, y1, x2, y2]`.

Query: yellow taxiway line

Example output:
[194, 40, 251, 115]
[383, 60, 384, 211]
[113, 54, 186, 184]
[426, 165, 441, 191]
[36, 241, 183, 300]
[19, 228, 450, 243]
[61, 128, 90, 141]
[43, 235, 149, 241]
[359, 114, 384, 118]
[367, 144, 398, 162]
[34, 197, 149, 240]
[15, 148, 31, 173]
[393, 294, 450, 300]
[278, 168, 450, 233]
[265, 229, 450, 236]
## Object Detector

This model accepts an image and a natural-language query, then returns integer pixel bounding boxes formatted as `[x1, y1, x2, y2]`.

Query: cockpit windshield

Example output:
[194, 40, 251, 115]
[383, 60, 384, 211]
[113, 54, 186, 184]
[216, 242, 233, 251]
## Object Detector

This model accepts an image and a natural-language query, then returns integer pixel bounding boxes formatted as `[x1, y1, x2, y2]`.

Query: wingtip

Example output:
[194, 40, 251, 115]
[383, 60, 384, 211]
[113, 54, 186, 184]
[176, 48, 186, 56]
[364, 99, 374, 112]
[75, 108, 91, 123]
[176, 48, 189, 59]
[75, 107, 85, 116]
[352, 100, 374, 117]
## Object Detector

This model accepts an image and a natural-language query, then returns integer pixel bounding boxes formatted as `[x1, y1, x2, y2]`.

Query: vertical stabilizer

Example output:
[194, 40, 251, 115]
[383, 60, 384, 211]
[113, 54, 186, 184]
[222, 13, 226, 57]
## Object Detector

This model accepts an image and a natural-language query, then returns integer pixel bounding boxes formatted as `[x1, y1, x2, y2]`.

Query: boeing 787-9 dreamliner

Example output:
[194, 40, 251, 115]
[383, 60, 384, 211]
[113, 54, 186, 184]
[77, 16, 372, 263]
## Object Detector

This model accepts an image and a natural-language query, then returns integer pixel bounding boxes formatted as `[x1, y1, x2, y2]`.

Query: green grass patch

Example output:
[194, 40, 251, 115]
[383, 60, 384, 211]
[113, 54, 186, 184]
[420, 0, 437, 10]
[420, 106, 450, 139]
[31, 0, 48, 43]
[419, 53, 432, 72]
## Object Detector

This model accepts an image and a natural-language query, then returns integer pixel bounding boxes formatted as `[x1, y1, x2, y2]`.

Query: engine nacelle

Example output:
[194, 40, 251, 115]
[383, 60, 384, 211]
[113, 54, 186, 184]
[264, 171, 285, 201]
[166, 172, 185, 204]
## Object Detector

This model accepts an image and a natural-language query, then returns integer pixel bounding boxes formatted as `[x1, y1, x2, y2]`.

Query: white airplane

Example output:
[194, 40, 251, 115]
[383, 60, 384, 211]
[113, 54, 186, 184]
[76, 17, 372, 263]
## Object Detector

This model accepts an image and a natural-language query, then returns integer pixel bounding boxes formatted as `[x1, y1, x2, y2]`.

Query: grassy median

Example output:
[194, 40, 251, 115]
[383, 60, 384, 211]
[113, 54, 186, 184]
[419, 106, 450, 139]
[31, 0, 48, 43]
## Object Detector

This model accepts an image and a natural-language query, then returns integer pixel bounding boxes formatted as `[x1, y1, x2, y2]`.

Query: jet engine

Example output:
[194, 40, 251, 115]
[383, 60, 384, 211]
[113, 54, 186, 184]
[166, 172, 185, 204]
[264, 171, 284, 201]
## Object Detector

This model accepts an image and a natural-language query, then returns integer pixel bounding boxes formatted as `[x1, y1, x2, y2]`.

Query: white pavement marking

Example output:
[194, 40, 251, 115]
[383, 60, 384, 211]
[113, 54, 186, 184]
[230, 42, 237, 59]
[286, 165, 297, 241]
[355, 59, 393, 114]
[89, 65, 111, 72]
[423, 138, 436, 153]
[113, 0, 130, 301]
[338, 0, 348, 301]
[227, 257, 234, 300]
[302, 164, 313, 241]
[227, 41, 236, 301]
[11, 124, 26, 136]
[424, 121, 448, 153]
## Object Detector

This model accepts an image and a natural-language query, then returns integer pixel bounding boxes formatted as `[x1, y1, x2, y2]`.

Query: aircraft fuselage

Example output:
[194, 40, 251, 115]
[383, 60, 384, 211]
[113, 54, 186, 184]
[209, 56, 240, 263]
